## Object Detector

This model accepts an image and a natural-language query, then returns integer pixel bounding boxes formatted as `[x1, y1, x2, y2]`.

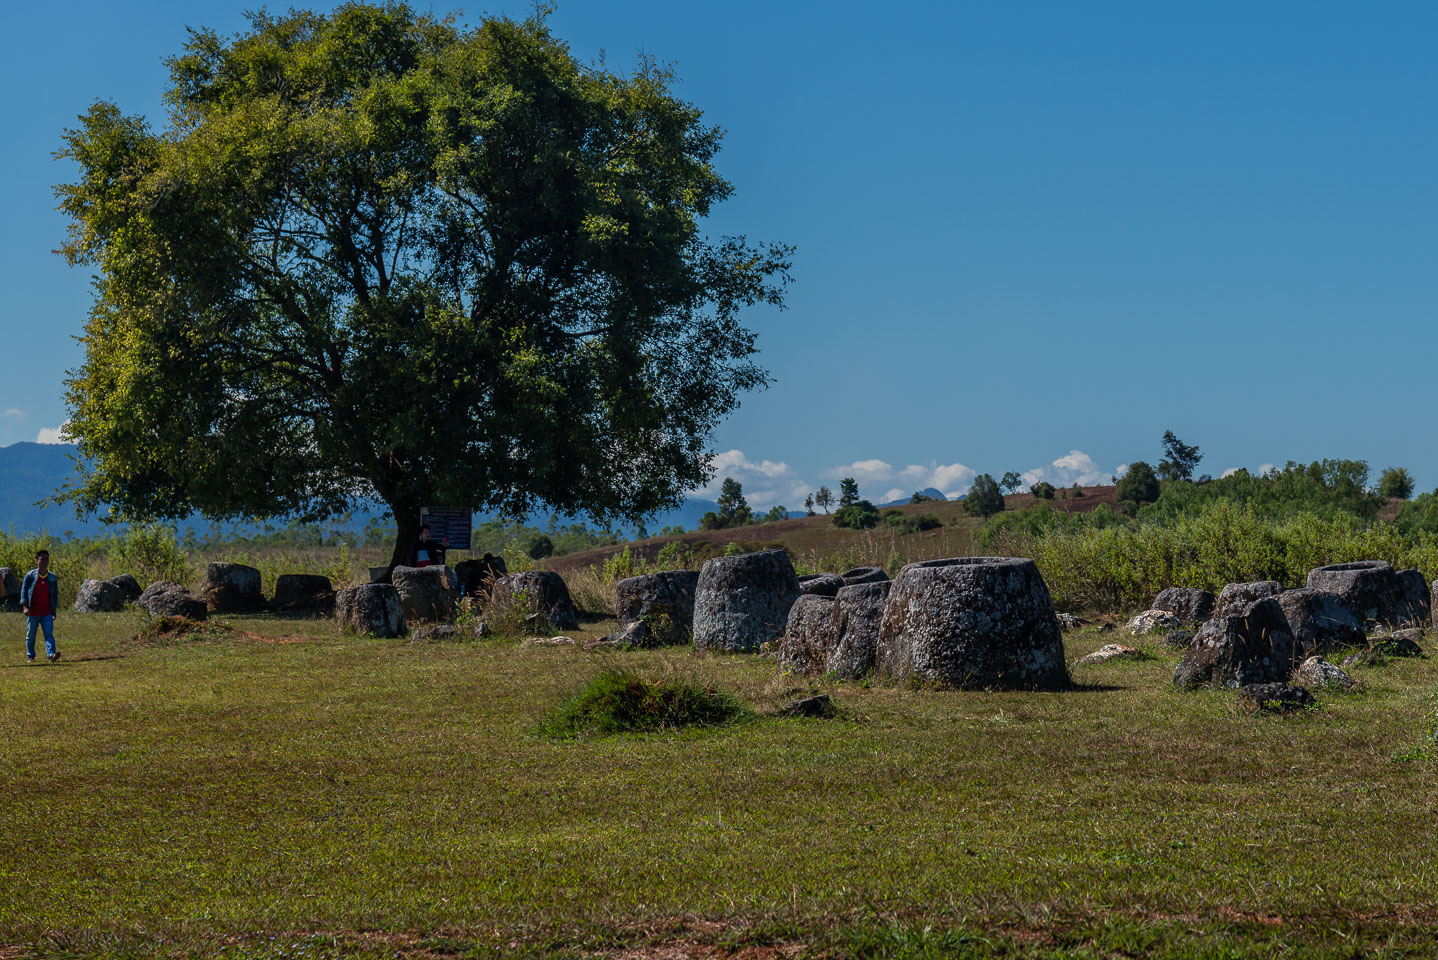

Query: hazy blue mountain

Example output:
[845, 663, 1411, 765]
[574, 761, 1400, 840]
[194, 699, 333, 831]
[879, 487, 947, 507]
[0, 442, 723, 540]
[0, 442, 103, 537]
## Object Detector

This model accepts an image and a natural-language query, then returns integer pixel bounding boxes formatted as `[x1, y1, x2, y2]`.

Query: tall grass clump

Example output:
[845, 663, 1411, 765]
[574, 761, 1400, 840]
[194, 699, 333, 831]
[540, 668, 748, 738]
[566, 545, 698, 617]
[0, 530, 103, 605]
[108, 524, 193, 585]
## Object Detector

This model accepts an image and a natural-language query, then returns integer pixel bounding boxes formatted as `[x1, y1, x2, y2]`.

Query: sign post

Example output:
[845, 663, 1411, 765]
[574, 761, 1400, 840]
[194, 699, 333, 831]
[420, 507, 473, 551]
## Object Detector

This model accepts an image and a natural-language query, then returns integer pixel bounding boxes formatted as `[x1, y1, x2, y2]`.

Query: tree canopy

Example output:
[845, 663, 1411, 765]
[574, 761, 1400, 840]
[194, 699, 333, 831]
[55, 4, 791, 570]
[962, 474, 1004, 518]
[1116, 461, 1161, 507]
[1157, 430, 1203, 482]
[1378, 466, 1415, 500]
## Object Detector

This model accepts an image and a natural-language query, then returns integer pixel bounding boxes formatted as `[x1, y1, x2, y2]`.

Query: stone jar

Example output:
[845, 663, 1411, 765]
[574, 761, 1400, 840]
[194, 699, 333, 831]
[615, 570, 700, 645]
[335, 583, 406, 637]
[692, 549, 802, 653]
[875, 556, 1067, 690]
[826, 579, 893, 680]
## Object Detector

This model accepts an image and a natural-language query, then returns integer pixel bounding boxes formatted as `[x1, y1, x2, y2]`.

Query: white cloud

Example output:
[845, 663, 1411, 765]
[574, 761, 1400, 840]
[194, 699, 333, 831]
[1022, 450, 1125, 489]
[36, 422, 70, 444]
[694, 447, 1135, 509]
[824, 458, 976, 501]
[689, 449, 810, 509]
[1221, 463, 1277, 479]
[1, 408, 25, 422]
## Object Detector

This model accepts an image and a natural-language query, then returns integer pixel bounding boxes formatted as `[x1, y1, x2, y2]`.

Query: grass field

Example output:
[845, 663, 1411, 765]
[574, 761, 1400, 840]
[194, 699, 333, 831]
[3, 609, 1438, 958]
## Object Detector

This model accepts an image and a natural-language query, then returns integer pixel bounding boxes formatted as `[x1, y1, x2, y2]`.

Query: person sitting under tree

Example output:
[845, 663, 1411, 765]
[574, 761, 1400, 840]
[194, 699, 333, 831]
[412, 525, 449, 568]
[20, 549, 61, 664]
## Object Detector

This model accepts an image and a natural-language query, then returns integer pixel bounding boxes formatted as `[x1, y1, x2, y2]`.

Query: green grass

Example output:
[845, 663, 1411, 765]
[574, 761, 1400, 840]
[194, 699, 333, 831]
[2, 611, 1438, 957]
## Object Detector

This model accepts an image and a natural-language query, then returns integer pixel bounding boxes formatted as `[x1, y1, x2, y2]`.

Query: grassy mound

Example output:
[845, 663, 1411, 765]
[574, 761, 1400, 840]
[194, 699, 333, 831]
[132, 616, 238, 646]
[541, 669, 748, 738]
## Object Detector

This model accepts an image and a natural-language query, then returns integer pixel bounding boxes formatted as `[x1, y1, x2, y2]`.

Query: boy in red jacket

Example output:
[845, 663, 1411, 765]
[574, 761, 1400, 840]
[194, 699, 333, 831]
[20, 549, 60, 664]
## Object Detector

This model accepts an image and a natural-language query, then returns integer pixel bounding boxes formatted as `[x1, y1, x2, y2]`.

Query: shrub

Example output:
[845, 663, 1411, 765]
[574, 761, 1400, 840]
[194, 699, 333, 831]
[525, 534, 554, 560]
[884, 511, 942, 534]
[540, 669, 748, 738]
[484, 587, 543, 636]
[1116, 461, 1160, 507]
[110, 524, 193, 585]
[963, 475, 1004, 517]
[985, 498, 1438, 612]
[1030, 481, 1056, 500]
[1380, 467, 1416, 500]
[833, 501, 881, 530]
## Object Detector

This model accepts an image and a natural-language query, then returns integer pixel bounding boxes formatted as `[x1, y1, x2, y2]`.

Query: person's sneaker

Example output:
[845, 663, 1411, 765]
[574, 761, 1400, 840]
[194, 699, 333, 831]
[25, 656, 35, 664]
[47, 652, 61, 663]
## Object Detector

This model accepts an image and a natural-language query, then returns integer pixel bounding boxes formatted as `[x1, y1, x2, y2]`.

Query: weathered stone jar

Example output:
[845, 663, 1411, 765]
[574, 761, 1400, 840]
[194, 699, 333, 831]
[615, 570, 700, 645]
[826, 579, 893, 680]
[1305, 561, 1419, 628]
[489, 571, 579, 631]
[777, 594, 838, 674]
[692, 549, 802, 653]
[201, 562, 265, 613]
[875, 556, 1067, 689]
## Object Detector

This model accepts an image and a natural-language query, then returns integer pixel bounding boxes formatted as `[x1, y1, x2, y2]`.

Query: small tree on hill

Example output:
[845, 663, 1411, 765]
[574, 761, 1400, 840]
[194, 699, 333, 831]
[838, 477, 860, 508]
[1000, 472, 1024, 495]
[1379, 466, 1416, 500]
[1157, 431, 1203, 482]
[1030, 481, 1056, 500]
[814, 486, 835, 514]
[1117, 461, 1161, 507]
[804, 494, 815, 516]
[962, 474, 1004, 518]
[910, 491, 936, 504]
[701, 477, 752, 530]
[763, 505, 788, 523]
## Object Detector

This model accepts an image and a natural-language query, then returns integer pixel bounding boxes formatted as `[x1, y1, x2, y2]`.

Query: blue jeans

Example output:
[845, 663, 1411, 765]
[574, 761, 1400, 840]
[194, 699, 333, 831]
[25, 615, 56, 659]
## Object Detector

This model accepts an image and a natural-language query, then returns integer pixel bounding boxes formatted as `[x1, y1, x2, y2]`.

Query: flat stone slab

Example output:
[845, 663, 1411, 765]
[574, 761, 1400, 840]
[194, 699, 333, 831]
[1074, 643, 1143, 667]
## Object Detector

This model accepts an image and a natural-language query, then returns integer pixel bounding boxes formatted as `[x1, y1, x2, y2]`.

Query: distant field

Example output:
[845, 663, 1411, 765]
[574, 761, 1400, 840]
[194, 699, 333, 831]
[551, 490, 1117, 578]
[3, 609, 1437, 958]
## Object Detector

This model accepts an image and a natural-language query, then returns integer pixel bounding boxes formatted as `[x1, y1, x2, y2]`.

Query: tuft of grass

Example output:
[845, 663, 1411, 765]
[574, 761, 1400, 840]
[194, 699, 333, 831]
[540, 668, 748, 738]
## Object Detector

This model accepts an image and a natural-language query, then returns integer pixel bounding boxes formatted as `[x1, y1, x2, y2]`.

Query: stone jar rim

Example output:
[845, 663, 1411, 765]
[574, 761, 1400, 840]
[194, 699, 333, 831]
[900, 556, 1034, 573]
[1312, 561, 1392, 574]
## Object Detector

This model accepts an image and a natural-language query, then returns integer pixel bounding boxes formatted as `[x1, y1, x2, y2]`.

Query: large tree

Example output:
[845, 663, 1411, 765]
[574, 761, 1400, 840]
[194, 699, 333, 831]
[55, 4, 791, 574]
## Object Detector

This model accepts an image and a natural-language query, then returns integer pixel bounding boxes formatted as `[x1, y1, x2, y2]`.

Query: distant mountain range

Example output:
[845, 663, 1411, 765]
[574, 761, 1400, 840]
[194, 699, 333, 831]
[0, 442, 733, 540]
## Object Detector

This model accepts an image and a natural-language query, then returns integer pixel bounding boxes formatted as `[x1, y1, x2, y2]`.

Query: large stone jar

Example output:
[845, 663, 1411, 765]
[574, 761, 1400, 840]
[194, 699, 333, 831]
[1306, 561, 1415, 628]
[489, 571, 579, 631]
[615, 570, 700, 645]
[875, 556, 1067, 689]
[826, 580, 893, 680]
[201, 562, 265, 613]
[692, 549, 802, 653]
[335, 584, 406, 637]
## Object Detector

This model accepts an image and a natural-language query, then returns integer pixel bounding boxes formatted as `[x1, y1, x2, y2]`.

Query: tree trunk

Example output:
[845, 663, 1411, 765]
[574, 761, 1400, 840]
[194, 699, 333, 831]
[382, 509, 421, 583]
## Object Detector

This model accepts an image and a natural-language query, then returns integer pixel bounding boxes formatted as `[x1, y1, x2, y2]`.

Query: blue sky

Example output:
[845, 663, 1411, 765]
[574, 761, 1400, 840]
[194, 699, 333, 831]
[2, 1, 1434, 509]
